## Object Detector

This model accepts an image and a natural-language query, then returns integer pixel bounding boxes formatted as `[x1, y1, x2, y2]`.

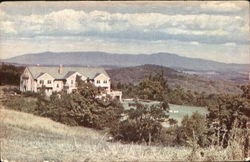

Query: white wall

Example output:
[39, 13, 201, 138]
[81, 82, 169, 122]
[94, 74, 111, 93]
[65, 72, 86, 93]
[20, 68, 33, 92]
[36, 73, 54, 88]
[53, 80, 64, 92]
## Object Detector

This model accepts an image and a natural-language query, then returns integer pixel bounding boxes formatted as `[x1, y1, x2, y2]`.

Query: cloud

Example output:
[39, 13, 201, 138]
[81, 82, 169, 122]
[200, 2, 241, 13]
[0, 2, 249, 46]
[190, 41, 200, 45]
[223, 42, 236, 47]
[0, 21, 17, 34]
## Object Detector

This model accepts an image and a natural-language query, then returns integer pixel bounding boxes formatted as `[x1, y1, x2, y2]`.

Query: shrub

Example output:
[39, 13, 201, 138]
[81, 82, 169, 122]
[180, 112, 209, 148]
[2, 87, 21, 94]
[35, 82, 124, 130]
[22, 91, 39, 97]
[3, 96, 37, 113]
[161, 126, 182, 146]
[111, 100, 169, 144]
[207, 95, 249, 147]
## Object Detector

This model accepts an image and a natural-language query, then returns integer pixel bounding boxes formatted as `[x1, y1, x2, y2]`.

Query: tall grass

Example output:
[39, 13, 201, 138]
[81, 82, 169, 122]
[1, 108, 248, 161]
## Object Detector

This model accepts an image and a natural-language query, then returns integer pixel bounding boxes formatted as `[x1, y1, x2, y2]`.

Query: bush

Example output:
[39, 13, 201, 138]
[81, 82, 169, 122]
[180, 112, 209, 148]
[22, 91, 39, 97]
[2, 87, 21, 94]
[3, 96, 37, 113]
[207, 95, 249, 147]
[111, 101, 169, 144]
[35, 82, 124, 130]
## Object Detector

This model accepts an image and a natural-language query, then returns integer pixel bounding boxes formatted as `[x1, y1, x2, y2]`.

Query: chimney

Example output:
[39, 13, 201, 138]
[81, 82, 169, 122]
[58, 64, 63, 74]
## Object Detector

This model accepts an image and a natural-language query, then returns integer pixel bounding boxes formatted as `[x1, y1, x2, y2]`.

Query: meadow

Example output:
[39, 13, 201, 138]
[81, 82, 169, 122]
[0, 107, 245, 161]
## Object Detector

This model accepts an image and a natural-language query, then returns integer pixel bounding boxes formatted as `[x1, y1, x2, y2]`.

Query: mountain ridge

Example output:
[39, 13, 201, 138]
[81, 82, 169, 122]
[2, 51, 249, 72]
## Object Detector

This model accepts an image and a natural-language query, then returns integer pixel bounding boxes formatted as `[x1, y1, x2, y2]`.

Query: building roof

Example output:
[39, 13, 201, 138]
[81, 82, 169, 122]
[27, 66, 109, 80]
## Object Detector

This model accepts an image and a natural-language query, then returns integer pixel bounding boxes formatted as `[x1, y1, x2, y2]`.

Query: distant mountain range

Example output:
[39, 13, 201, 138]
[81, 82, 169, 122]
[2, 51, 249, 73]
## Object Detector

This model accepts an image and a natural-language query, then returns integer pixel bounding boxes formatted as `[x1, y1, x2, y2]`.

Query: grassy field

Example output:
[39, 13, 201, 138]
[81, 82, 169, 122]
[122, 99, 208, 124]
[0, 107, 193, 161]
[0, 106, 245, 161]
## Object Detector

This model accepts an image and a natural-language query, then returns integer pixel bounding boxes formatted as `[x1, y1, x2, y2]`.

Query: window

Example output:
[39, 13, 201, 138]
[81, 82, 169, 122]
[103, 80, 107, 84]
[97, 80, 100, 84]
[71, 80, 74, 84]
[47, 80, 51, 84]
[40, 80, 44, 84]
[57, 84, 59, 88]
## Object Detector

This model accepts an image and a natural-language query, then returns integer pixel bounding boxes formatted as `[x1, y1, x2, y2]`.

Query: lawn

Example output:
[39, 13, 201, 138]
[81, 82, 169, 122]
[122, 99, 209, 125]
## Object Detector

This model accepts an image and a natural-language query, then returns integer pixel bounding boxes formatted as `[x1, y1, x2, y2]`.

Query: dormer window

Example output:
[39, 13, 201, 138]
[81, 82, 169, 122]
[97, 80, 100, 84]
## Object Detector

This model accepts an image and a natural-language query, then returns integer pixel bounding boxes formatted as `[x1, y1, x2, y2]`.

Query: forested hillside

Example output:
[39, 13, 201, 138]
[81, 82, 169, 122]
[107, 64, 242, 95]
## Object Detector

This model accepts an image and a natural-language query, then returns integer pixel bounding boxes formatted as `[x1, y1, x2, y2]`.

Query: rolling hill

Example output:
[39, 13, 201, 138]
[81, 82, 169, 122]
[2, 51, 249, 73]
[0, 107, 240, 161]
[107, 64, 242, 95]
[0, 107, 191, 161]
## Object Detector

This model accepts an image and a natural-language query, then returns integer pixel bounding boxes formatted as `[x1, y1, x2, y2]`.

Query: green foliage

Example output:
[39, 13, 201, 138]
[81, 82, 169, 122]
[111, 100, 169, 144]
[207, 94, 249, 147]
[114, 72, 170, 102]
[240, 84, 250, 100]
[112, 71, 226, 107]
[22, 91, 40, 97]
[35, 82, 123, 129]
[137, 73, 168, 101]
[181, 112, 209, 147]
[0, 64, 25, 85]
[3, 96, 37, 113]
[2, 86, 21, 94]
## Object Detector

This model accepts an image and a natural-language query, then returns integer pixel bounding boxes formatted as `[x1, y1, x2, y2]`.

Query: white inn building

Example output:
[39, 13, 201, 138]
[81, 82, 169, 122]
[20, 65, 122, 101]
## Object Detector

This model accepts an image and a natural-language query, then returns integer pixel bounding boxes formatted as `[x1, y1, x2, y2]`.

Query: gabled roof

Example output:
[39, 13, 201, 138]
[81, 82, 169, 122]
[94, 72, 109, 79]
[94, 73, 101, 78]
[27, 66, 109, 80]
[36, 72, 54, 79]
[36, 72, 46, 78]
[63, 71, 78, 79]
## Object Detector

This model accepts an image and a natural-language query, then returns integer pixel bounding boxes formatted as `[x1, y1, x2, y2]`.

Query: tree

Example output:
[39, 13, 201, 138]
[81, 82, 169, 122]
[240, 84, 250, 100]
[207, 95, 249, 147]
[36, 80, 124, 129]
[0, 64, 25, 85]
[111, 100, 169, 144]
[136, 72, 169, 101]
[181, 112, 209, 147]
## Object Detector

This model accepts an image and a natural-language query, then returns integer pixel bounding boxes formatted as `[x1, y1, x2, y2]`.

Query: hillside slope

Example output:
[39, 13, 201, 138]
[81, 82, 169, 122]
[0, 107, 195, 161]
[3, 51, 249, 72]
[0, 107, 245, 161]
[107, 64, 242, 94]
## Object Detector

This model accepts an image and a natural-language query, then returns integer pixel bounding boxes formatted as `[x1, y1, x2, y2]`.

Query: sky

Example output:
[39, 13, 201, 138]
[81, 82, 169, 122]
[0, 1, 249, 64]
